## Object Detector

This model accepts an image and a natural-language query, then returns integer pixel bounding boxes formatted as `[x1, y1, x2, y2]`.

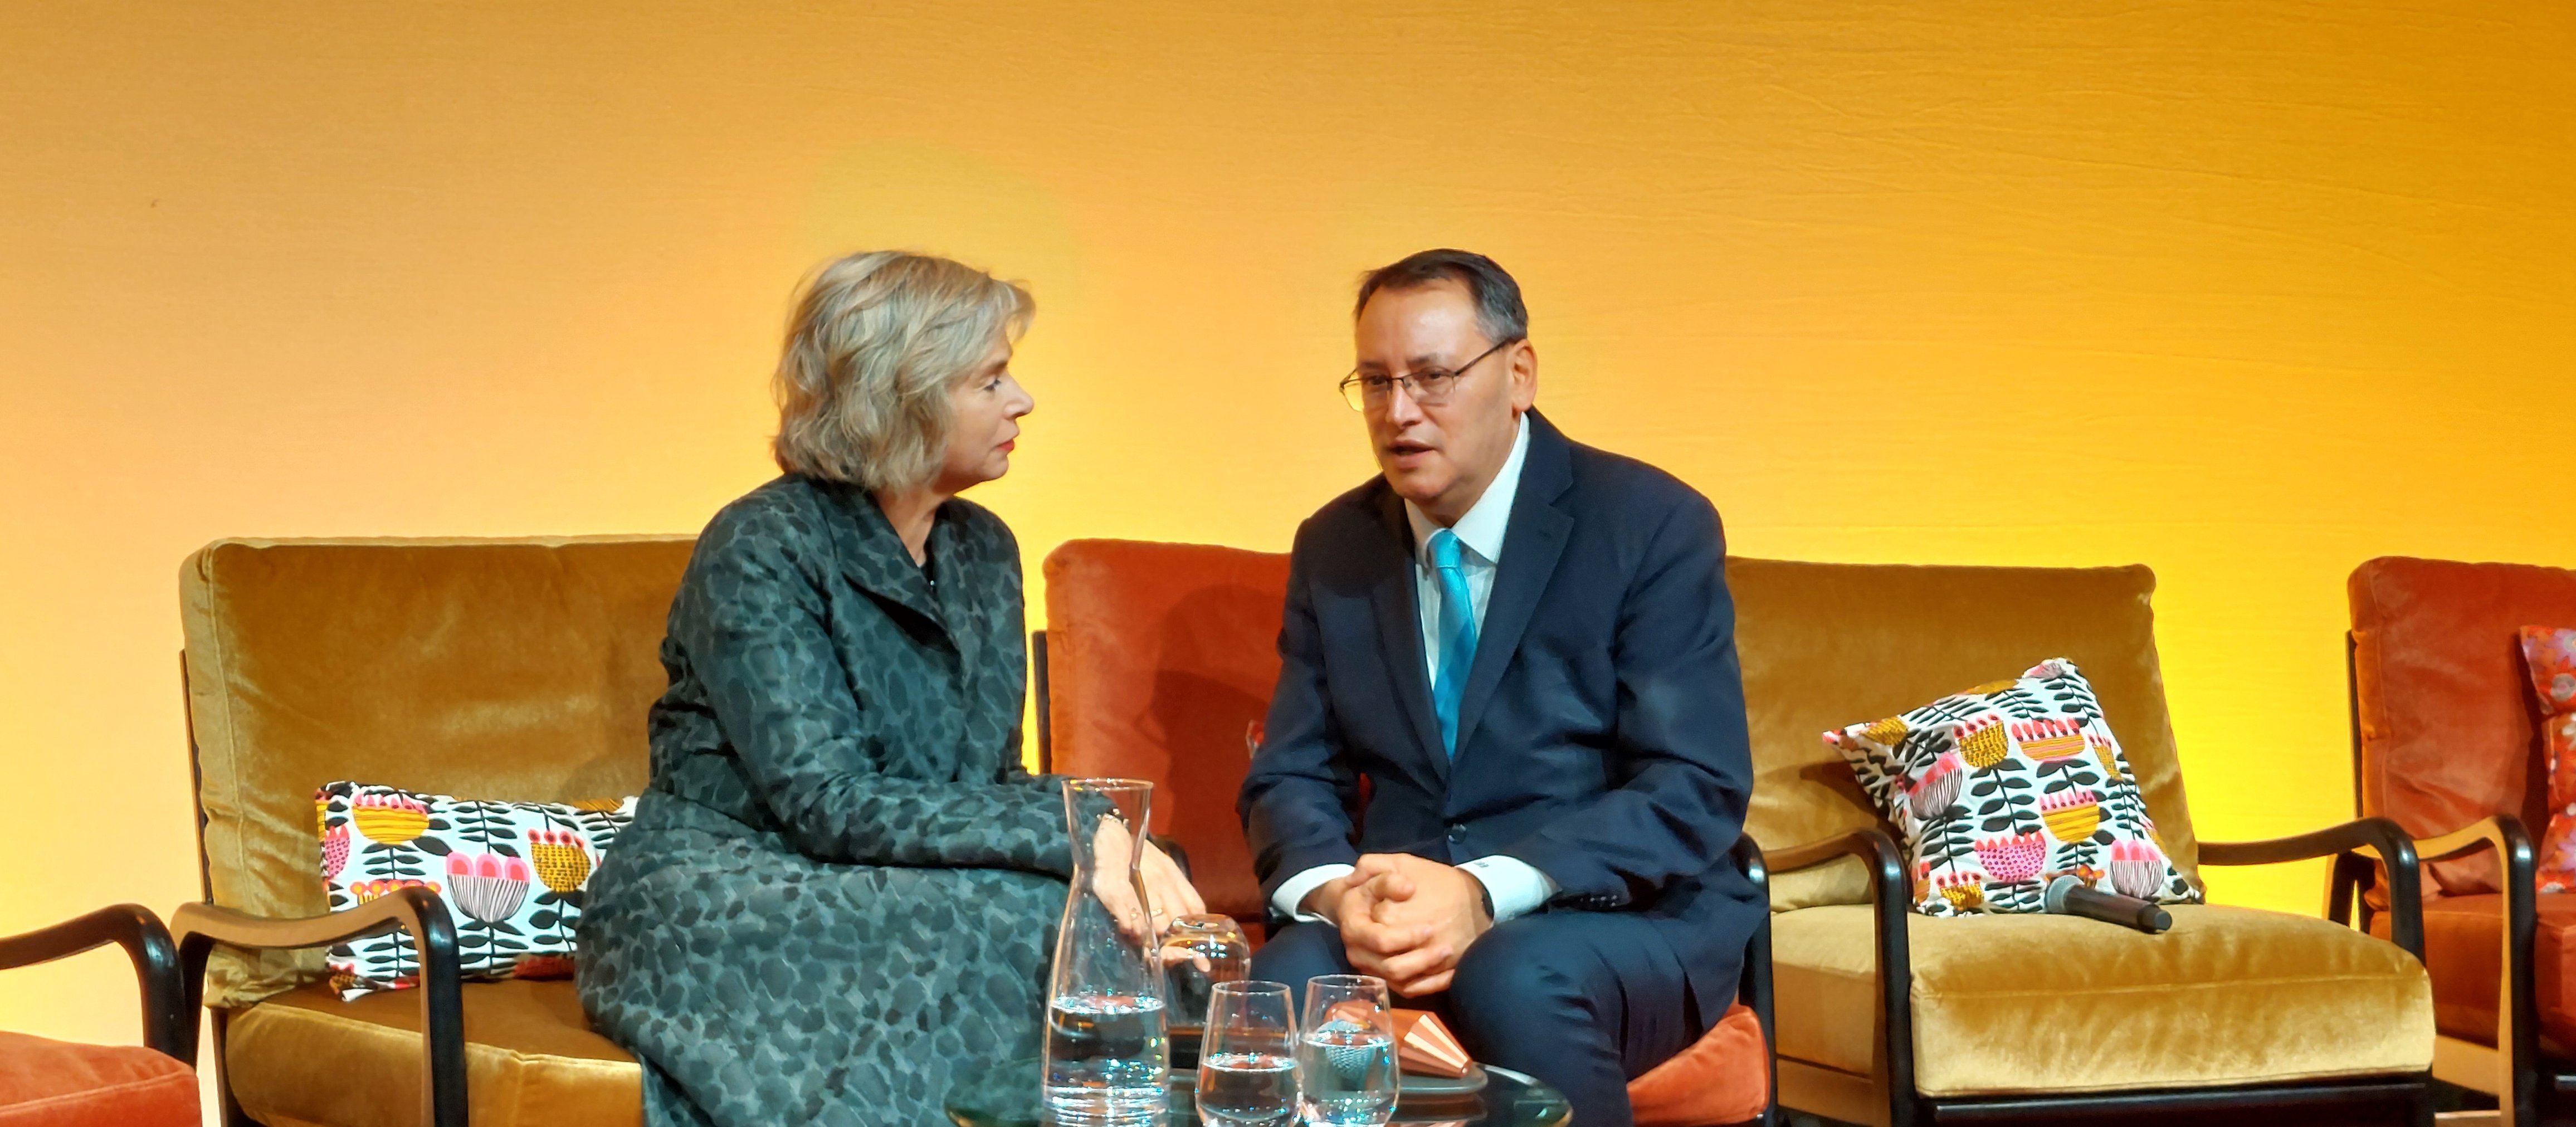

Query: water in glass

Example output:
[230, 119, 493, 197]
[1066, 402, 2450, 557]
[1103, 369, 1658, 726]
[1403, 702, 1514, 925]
[1045, 993, 1169, 1121]
[1296, 975, 1398, 1127]
[1196, 979, 1297, 1127]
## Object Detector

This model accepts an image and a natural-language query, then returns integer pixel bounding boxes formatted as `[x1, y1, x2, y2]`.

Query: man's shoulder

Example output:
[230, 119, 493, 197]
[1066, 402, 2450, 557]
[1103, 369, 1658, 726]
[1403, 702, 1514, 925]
[1554, 427, 1716, 529]
[1292, 476, 1396, 548]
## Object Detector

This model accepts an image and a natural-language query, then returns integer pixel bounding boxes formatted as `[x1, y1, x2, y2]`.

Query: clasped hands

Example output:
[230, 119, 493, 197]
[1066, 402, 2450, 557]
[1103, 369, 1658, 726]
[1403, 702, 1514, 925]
[1303, 853, 1492, 997]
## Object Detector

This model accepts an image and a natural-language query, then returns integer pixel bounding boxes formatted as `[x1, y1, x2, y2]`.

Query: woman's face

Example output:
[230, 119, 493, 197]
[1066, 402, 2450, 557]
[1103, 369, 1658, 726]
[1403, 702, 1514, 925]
[934, 336, 1035, 494]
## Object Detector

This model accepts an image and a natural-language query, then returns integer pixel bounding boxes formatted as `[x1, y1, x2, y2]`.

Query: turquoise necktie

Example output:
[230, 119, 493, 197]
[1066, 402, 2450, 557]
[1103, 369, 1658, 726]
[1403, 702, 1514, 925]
[1429, 529, 1479, 758]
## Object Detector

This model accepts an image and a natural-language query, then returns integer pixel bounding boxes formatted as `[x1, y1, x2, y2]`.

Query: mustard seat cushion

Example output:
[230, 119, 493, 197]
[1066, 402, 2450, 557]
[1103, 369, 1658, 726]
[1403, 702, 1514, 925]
[1773, 903, 2432, 1097]
[224, 979, 639, 1126]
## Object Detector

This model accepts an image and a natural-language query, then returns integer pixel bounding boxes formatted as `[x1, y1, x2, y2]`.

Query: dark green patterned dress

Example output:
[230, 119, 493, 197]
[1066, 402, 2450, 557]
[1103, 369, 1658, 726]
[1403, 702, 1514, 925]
[578, 475, 1071, 1127]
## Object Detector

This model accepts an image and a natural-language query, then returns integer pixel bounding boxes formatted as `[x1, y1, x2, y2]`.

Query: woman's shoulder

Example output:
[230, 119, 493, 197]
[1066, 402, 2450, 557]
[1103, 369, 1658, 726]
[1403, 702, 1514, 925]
[692, 476, 842, 569]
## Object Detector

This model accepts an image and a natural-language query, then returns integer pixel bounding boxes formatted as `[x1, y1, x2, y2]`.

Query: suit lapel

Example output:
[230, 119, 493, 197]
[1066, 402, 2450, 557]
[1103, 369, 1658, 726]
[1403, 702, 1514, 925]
[1452, 414, 1574, 759]
[1367, 487, 1448, 778]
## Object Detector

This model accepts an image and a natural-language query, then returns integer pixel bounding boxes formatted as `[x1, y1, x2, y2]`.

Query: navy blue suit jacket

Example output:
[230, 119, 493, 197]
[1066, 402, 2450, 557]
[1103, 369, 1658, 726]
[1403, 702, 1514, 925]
[1238, 411, 1760, 1006]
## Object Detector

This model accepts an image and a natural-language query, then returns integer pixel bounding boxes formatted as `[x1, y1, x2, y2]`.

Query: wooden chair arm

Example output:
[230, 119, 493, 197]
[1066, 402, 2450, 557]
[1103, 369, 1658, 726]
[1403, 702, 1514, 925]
[173, 887, 466, 1127]
[0, 904, 188, 1060]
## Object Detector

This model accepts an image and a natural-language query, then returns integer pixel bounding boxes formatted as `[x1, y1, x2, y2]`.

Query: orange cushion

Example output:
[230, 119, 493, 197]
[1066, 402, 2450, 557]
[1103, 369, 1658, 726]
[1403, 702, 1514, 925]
[1627, 1003, 1768, 1127]
[2350, 557, 2576, 895]
[2382, 892, 2576, 1052]
[1042, 539, 1292, 923]
[0, 1032, 197, 1127]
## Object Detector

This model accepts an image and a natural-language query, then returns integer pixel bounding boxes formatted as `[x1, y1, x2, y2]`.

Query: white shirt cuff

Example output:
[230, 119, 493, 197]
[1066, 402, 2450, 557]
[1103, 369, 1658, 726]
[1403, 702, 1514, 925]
[1457, 856, 1557, 923]
[1272, 863, 1357, 923]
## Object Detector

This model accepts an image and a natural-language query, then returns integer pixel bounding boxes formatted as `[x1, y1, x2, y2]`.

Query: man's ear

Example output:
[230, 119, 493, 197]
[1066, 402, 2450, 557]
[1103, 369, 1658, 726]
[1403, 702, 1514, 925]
[1509, 340, 1539, 412]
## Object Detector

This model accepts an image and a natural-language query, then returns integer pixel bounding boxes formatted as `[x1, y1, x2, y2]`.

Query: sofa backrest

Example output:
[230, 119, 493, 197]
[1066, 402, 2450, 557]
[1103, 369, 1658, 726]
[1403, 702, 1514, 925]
[1041, 539, 1291, 923]
[181, 536, 694, 1004]
[2349, 555, 2576, 896]
[1729, 557, 2199, 908]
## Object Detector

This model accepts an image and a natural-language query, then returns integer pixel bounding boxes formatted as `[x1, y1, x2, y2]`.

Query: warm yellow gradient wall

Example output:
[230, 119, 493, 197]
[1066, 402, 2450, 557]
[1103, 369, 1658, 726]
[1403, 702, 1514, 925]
[5, 1, 2573, 1055]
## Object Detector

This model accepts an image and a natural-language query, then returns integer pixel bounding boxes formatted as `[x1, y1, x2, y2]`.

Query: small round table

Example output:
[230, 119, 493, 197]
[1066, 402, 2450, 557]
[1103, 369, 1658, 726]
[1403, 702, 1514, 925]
[944, 1057, 1573, 1127]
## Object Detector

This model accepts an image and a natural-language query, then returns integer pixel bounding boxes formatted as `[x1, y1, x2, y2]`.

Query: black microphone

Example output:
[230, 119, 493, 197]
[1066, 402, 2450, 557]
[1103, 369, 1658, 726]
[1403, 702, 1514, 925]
[2043, 875, 2171, 934]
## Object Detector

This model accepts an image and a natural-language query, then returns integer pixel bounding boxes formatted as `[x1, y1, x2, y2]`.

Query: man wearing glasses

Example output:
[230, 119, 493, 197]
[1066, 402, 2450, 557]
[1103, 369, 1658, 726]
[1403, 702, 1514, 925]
[1240, 249, 1759, 1126]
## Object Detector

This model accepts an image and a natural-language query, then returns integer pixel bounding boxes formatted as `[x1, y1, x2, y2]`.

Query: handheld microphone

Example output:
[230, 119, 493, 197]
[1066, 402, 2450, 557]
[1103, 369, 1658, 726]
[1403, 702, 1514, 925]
[2043, 875, 2171, 934]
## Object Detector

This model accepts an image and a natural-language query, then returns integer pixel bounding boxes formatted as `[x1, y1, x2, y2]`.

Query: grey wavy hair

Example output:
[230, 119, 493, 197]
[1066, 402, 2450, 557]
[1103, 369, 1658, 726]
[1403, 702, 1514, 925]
[771, 251, 1033, 491]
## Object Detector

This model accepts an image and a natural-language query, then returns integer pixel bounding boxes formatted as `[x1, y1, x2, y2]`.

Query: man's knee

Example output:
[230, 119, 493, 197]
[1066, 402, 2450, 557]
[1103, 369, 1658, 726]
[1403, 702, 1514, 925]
[1447, 920, 1607, 1022]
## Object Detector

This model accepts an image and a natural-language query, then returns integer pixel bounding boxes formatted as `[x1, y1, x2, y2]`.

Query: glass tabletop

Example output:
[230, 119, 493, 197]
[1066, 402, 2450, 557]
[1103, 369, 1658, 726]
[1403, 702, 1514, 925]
[944, 1056, 1572, 1127]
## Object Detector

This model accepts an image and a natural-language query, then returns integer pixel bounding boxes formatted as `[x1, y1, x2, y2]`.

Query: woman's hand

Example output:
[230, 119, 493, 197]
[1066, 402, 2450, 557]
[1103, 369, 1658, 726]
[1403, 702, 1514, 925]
[1090, 819, 1207, 942]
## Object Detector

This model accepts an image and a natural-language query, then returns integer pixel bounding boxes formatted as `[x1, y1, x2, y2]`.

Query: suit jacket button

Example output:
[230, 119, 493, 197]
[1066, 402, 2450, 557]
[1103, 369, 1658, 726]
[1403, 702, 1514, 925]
[1447, 825, 1464, 841]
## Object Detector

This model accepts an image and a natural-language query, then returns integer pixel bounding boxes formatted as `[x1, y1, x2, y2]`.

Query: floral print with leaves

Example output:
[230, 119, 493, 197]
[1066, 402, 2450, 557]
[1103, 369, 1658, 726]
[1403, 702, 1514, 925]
[1827, 658, 2202, 916]
[316, 780, 635, 998]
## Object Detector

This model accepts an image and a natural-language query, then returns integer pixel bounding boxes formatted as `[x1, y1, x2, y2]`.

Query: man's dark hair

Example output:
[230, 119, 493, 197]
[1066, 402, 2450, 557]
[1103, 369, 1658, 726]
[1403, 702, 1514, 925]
[1354, 248, 1529, 345]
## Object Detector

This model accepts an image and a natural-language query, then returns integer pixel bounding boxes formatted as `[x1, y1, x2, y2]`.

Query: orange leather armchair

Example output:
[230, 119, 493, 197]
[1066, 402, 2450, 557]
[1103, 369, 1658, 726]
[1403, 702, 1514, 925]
[2348, 555, 2576, 1126]
[1037, 538, 1777, 1127]
[0, 905, 197, 1126]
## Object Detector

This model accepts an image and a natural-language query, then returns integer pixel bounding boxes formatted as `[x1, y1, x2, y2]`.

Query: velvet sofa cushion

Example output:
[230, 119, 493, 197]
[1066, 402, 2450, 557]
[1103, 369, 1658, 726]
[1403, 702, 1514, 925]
[182, 536, 692, 1007]
[1727, 558, 2200, 910]
[0, 1033, 196, 1127]
[2370, 892, 2576, 1056]
[2516, 628, 2576, 889]
[225, 979, 638, 1126]
[1626, 1002, 1768, 1127]
[2348, 557, 2576, 896]
[1771, 903, 2432, 1098]
[1042, 539, 1291, 924]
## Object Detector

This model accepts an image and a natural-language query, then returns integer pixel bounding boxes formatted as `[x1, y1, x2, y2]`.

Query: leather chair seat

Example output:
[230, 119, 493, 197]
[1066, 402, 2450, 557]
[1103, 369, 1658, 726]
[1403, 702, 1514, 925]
[1628, 1002, 1769, 1126]
[0, 1031, 196, 1127]
[223, 980, 638, 1126]
[1773, 904, 2432, 1102]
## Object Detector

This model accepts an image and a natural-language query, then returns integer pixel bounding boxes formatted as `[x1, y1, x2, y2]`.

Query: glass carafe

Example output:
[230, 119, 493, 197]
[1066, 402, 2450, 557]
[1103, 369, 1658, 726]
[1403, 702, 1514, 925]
[1042, 779, 1169, 1123]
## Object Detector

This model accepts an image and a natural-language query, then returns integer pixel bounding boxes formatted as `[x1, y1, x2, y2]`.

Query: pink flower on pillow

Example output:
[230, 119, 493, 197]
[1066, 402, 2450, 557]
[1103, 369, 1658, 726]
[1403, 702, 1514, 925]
[446, 852, 532, 924]
[2552, 674, 2575, 706]
[1972, 832, 2047, 884]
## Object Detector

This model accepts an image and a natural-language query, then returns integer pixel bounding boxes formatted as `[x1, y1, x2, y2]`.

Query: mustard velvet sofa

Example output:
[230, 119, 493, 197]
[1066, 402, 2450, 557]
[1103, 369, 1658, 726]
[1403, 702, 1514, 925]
[1730, 558, 2439, 1127]
[168, 536, 2443, 1127]
[177, 537, 689, 1127]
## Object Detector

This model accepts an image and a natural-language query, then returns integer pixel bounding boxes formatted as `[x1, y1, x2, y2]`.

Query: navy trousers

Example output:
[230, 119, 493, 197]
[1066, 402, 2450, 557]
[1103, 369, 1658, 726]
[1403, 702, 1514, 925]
[1251, 913, 1725, 1127]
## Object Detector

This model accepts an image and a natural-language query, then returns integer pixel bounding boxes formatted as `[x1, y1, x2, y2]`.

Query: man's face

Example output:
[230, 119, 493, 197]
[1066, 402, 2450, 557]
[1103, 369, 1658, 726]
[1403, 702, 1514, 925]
[1353, 279, 1535, 523]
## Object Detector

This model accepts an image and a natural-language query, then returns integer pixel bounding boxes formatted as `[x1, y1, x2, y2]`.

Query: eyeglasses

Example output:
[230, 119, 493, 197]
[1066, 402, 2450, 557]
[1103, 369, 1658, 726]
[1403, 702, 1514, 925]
[1338, 337, 1521, 412]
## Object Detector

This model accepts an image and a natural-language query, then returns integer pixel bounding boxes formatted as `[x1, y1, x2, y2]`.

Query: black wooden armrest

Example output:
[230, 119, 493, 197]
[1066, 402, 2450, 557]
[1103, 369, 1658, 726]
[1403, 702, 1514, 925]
[173, 887, 466, 1127]
[0, 904, 188, 1060]
[1769, 827, 1915, 1125]
[2200, 815, 2425, 959]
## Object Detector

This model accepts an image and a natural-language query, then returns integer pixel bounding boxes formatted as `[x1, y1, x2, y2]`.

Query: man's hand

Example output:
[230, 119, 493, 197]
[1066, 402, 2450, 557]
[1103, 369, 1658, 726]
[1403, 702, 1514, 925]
[1091, 819, 1206, 943]
[1338, 853, 1492, 997]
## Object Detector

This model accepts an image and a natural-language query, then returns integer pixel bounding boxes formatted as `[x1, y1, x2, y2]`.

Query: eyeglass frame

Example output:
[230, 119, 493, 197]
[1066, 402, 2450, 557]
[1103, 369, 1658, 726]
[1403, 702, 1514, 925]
[1337, 336, 1524, 412]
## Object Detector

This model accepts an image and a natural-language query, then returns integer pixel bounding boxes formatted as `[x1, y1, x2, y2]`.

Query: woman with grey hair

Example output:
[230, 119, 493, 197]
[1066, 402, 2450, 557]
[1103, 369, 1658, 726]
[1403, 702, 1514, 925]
[578, 251, 1204, 1127]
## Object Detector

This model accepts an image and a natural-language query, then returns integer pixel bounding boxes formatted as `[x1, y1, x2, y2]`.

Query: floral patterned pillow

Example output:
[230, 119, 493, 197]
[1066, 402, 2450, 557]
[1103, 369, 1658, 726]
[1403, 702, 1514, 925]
[2518, 628, 2576, 892]
[1826, 658, 2202, 916]
[318, 781, 636, 999]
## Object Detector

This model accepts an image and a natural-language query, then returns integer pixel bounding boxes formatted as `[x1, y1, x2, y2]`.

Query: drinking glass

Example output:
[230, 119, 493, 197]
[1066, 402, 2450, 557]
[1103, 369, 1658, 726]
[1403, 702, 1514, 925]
[1160, 914, 1251, 1033]
[1296, 974, 1399, 1126]
[1195, 980, 1297, 1127]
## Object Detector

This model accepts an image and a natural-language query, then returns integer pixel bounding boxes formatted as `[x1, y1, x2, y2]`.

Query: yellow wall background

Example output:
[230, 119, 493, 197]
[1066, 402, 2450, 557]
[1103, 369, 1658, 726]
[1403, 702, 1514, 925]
[4, 1, 2572, 1057]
